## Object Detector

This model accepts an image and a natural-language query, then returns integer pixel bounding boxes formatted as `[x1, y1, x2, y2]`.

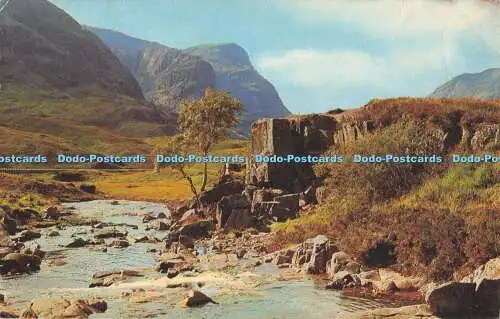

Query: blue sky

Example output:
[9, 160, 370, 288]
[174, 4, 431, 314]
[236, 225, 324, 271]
[52, 0, 500, 113]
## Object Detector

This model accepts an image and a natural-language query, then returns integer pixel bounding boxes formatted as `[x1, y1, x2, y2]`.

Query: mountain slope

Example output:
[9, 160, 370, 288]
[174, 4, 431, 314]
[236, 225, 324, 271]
[430, 68, 500, 99]
[184, 43, 291, 135]
[0, 0, 175, 144]
[88, 28, 291, 136]
[89, 27, 216, 111]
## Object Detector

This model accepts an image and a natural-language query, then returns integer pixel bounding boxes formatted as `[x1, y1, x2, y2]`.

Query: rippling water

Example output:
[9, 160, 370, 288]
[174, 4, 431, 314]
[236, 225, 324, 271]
[0, 200, 385, 318]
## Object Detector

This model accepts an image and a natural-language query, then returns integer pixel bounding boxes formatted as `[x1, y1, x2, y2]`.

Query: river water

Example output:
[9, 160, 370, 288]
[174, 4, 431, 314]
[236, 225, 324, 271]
[0, 200, 385, 318]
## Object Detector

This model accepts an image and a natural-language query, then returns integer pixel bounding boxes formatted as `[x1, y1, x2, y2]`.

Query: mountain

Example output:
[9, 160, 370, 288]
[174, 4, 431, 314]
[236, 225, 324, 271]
[88, 27, 216, 112]
[183, 43, 291, 135]
[430, 68, 500, 99]
[0, 0, 175, 150]
[88, 28, 291, 136]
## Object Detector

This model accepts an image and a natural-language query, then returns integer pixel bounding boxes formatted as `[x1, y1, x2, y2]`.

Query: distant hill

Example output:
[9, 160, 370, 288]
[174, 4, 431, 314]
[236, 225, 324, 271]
[0, 0, 175, 155]
[88, 28, 291, 136]
[430, 68, 500, 99]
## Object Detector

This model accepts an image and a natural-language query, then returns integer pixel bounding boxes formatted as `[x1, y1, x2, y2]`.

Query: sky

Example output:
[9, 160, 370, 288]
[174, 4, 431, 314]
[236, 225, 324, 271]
[52, 0, 500, 114]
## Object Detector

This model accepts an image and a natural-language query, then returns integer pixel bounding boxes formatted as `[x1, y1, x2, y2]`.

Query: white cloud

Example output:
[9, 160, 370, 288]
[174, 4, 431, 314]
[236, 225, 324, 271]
[257, 44, 457, 90]
[279, 0, 498, 39]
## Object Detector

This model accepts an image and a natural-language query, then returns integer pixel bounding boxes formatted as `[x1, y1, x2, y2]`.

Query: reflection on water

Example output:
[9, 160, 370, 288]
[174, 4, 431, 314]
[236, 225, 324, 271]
[0, 200, 384, 318]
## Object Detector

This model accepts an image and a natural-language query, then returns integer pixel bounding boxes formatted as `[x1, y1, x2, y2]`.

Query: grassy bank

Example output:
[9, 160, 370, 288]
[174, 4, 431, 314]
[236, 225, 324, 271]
[272, 118, 499, 281]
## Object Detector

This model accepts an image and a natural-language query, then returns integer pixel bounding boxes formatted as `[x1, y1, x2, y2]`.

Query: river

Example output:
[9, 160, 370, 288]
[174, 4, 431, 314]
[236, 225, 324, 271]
[0, 200, 386, 318]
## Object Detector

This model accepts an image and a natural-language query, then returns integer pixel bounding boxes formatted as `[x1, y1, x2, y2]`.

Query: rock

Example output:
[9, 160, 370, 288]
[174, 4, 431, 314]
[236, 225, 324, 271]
[146, 219, 170, 231]
[327, 251, 351, 277]
[273, 249, 295, 266]
[326, 271, 361, 290]
[179, 221, 213, 239]
[177, 235, 194, 249]
[373, 279, 398, 296]
[48, 259, 67, 267]
[20, 297, 106, 318]
[248, 116, 335, 191]
[167, 268, 179, 279]
[272, 194, 299, 221]
[463, 257, 500, 314]
[343, 261, 361, 274]
[378, 269, 424, 291]
[0, 247, 15, 259]
[1, 215, 17, 235]
[109, 240, 129, 248]
[64, 238, 89, 248]
[0, 293, 4, 303]
[425, 282, 476, 316]
[199, 181, 245, 206]
[94, 228, 127, 239]
[43, 207, 60, 220]
[80, 184, 96, 193]
[110, 200, 120, 205]
[216, 194, 252, 232]
[0, 253, 41, 274]
[179, 209, 200, 225]
[181, 290, 218, 307]
[306, 235, 333, 274]
[88, 246, 107, 253]
[130, 235, 149, 243]
[142, 214, 154, 223]
[46, 230, 60, 237]
[15, 230, 42, 242]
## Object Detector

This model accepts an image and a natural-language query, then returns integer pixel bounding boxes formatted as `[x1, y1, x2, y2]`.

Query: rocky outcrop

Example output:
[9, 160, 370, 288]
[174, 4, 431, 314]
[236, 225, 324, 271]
[20, 297, 107, 319]
[247, 115, 336, 191]
[332, 121, 374, 148]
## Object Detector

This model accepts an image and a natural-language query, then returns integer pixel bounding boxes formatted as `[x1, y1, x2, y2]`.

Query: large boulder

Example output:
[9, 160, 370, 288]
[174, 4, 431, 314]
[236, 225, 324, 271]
[327, 251, 352, 277]
[462, 257, 500, 314]
[425, 282, 476, 316]
[306, 235, 334, 274]
[291, 238, 314, 269]
[20, 297, 107, 319]
[0, 253, 41, 274]
[1, 215, 17, 235]
[270, 194, 299, 221]
[216, 194, 252, 232]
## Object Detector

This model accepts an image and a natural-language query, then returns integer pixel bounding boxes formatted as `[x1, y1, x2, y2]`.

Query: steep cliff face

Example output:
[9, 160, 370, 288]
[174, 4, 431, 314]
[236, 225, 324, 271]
[247, 115, 337, 191]
[89, 27, 216, 111]
[183, 43, 292, 136]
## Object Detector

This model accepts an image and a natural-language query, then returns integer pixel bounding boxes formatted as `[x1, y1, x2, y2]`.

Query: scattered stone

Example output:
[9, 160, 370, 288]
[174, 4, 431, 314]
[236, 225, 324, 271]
[47, 259, 67, 267]
[146, 220, 170, 231]
[109, 240, 129, 248]
[80, 184, 96, 194]
[181, 290, 218, 307]
[167, 269, 179, 279]
[0, 253, 41, 274]
[88, 246, 107, 253]
[46, 230, 60, 237]
[327, 251, 351, 277]
[94, 228, 127, 239]
[14, 230, 41, 242]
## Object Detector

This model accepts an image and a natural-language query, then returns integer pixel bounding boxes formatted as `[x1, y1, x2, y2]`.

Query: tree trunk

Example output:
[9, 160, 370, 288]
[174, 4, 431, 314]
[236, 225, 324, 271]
[179, 167, 200, 208]
[200, 162, 208, 193]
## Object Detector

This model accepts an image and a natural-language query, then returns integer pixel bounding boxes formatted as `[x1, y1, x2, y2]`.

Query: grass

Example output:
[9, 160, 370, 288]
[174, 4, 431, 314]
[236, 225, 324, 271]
[21, 138, 250, 202]
[271, 118, 499, 281]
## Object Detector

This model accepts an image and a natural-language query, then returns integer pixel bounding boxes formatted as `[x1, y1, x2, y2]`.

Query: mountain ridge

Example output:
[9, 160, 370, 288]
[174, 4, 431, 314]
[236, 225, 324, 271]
[430, 68, 500, 99]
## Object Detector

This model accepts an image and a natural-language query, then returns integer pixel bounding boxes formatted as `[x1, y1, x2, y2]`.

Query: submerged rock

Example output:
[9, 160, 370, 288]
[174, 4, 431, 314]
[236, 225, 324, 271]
[15, 230, 42, 242]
